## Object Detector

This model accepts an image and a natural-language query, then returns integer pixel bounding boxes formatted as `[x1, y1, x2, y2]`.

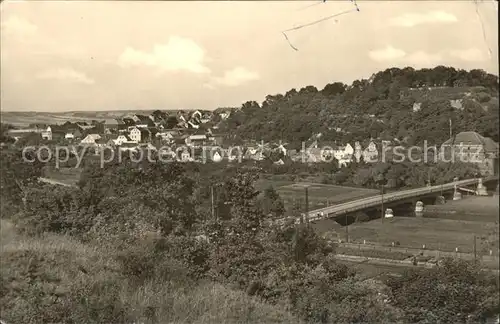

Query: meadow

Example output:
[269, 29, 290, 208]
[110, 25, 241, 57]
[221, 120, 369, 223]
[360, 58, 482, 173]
[255, 179, 379, 211]
[338, 216, 499, 255]
[42, 170, 380, 211]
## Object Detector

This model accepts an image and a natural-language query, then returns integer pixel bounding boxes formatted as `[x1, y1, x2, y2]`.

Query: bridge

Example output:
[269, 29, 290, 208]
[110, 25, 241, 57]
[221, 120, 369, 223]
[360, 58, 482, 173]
[277, 176, 499, 225]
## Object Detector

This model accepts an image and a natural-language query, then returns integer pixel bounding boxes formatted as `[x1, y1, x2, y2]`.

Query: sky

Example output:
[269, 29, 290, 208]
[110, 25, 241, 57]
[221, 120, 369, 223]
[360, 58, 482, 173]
[0, 0, 498, 112]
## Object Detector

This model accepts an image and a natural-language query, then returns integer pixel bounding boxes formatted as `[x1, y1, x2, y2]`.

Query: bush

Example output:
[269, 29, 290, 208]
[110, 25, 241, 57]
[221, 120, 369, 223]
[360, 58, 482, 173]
[0, 223, 299, 324]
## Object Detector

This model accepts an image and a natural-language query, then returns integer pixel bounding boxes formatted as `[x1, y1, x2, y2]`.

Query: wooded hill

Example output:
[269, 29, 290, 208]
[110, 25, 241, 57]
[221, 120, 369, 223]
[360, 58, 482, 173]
[218, 66, 499, 148]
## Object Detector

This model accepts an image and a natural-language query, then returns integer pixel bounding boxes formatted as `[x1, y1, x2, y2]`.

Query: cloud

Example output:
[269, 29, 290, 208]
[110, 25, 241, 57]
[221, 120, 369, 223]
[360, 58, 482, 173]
[389, 11, 458, 27]
[117, 36, 210, 74]
[449, 48, 488, 62]
[405, 51, 443, 66]
[36, 68, 95, 84]
[207, 67, 260, 87]
[0, 15, 38, 37]
[368, 46, 406, 62]
[369, 46, 444, 66]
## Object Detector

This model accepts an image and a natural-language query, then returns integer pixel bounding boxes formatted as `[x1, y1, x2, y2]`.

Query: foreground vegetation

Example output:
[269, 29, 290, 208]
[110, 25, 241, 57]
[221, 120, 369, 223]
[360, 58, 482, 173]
[1, 147, 499, 323]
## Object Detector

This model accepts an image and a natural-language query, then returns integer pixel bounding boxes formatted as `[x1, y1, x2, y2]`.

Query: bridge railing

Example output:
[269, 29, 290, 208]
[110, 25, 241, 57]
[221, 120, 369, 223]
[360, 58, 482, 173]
[285, 178, 490, 224]
[276, 177, 498, 225]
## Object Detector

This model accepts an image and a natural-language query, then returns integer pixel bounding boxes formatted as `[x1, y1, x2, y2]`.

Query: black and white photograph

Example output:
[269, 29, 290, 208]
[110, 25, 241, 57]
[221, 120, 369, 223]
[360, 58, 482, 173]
[0, 0, 499, 323]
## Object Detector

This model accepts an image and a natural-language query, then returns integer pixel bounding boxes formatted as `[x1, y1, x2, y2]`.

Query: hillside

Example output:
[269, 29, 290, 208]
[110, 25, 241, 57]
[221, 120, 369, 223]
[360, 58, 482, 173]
[2, 66, 498, 148]
[218, 66, 499, 147]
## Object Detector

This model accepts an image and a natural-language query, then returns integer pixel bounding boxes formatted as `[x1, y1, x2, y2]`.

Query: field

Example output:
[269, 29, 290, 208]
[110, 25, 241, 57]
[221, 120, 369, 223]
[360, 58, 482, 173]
[255, 179, 379, 211]
[41, 172, 380, 211]
[425, 196, 499, 223]
[1, 110, 187, 126]
[336, 217, 498, 254]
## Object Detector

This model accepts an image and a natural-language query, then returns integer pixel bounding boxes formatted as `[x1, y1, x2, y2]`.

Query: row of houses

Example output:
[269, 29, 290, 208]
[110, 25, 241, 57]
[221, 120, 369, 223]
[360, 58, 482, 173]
[118, 108, 235, 131]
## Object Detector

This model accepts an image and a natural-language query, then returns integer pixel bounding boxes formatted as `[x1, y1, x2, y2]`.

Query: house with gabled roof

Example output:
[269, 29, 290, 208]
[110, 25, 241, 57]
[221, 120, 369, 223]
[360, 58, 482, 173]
[362, 140, 379, 163]
[80, 134, 101, 146]
[135, 115, 155, 128]
[129, 127, 141, 143]
[112, 134, 133, 146]
[440, 131, 499, 175]
[41, 126, 52, 141]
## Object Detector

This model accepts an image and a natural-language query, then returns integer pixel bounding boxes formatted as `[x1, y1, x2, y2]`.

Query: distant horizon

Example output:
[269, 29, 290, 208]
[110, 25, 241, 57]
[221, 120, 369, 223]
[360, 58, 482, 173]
[1, 64, 498, 114]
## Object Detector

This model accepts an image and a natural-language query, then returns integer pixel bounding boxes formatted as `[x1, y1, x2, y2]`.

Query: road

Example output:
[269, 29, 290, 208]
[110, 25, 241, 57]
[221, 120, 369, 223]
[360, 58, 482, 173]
[278, 177, 498, 224]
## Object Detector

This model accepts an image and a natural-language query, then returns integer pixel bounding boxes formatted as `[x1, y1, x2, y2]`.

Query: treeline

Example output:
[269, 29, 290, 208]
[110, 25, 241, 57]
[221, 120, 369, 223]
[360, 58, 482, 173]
[1, 148, 498, 323]
[220, 66, 499, 147]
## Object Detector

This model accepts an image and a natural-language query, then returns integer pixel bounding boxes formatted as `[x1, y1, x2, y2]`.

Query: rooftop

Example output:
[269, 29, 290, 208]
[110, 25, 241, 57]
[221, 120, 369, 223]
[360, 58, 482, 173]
[442, 131, 499, 152]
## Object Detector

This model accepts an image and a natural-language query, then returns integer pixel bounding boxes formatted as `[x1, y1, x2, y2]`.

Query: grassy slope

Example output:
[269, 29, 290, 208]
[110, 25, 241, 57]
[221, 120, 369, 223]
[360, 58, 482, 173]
[0, 220, 298, 324]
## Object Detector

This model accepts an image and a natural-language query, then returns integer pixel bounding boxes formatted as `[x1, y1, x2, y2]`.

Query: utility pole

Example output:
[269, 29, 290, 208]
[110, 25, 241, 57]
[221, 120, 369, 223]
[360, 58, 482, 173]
[381, 185, 385, 223]
[345, 214, 349, 243]
[474, 235, 477, 264]
[305, 187, 309, 225]
[211, 185, 215, 220]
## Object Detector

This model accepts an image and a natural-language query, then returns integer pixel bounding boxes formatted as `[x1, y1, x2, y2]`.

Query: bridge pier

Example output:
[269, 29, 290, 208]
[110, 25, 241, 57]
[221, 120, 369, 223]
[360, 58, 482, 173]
[415, 201, 424, 217]
[453, 185, 462, 201]
[435, 196, 446, 205]
[476, 178, 488, 196]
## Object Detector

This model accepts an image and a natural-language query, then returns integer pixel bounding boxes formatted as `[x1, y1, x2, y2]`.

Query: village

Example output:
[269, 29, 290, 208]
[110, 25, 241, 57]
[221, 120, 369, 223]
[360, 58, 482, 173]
[6, 108, 499, 175]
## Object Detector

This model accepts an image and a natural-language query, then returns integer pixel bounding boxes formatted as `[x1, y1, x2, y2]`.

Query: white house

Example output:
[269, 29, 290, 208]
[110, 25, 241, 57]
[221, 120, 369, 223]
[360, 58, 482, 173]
[80, 134, 101, 145]
[219, 112, 230, 120]
[41, 126, 52, 141]
[362, 141, 379, 162]
[332, 144, 355, 167]
[186, 134, 207, 146]
[129, 127, 141, 143]
[180, 149, 192, 162]
[113, 134, 133, 145]
[276, 141, 287, 156]
[191, 110, 202, 120]
[212, 151, 223, 162]
[344, 143, 354, 155]
[65, 133, 75, 140]
[156, 132, 174, 142]
[274, 159, 285, 165]
[354, 141, 362, 162]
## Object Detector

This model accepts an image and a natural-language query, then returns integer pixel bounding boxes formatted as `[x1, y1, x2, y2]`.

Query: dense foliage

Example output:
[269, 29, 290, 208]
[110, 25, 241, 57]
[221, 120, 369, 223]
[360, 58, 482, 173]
[1, 147, 498, 323]
[220, 67, 499, 147]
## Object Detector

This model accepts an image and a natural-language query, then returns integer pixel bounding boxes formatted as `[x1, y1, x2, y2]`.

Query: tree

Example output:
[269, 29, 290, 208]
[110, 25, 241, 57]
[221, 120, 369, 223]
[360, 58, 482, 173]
[259, 186, 285, 218]
[0, 123, 15, 144]
[0, 148, 44, 217]
[387, 258, 499, 323]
